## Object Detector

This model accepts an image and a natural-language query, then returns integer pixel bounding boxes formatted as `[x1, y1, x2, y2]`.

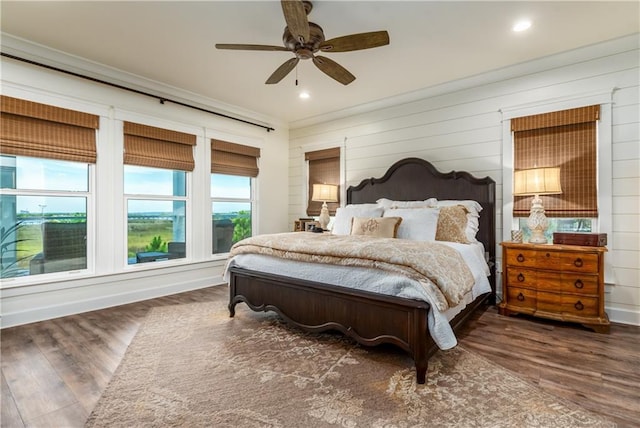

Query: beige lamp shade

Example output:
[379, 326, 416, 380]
[513, 167, 562, 196]
[312, 183, 339, 202]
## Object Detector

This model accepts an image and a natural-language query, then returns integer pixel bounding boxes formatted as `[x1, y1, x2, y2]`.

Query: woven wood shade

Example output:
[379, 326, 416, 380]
[0, 95, 99, 163]
[211, 139, 261, 177]
[123, 122, 196, 171]
[513, 105, 600, 218]
[306, 147, 340, 216]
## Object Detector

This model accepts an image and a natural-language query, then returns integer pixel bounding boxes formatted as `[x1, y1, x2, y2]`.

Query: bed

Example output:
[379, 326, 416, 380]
[226, 157, 496, 384]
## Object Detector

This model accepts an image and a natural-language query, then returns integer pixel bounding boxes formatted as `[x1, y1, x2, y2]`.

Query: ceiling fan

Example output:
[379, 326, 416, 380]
[215, 0, 390, 85]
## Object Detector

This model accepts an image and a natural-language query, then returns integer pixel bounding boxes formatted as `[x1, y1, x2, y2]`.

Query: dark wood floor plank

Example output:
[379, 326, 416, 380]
[1, 285, 638, 428]
[1, 372, 25, 428]
[0, 326, 78, 422]
[458, 306, 640, 428]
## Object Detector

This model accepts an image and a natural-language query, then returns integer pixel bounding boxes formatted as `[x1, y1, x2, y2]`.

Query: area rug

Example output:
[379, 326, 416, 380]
[86, 301, 615, 427]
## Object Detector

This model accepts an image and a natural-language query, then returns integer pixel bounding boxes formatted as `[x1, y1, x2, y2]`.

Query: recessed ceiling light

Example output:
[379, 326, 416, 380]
[299, 91, 310, 99]
[513, 20, 532, 32]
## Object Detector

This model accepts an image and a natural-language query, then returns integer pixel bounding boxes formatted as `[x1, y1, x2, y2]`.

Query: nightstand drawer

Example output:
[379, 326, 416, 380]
[506, 287, 536, 310]
[537, 292, 598, 317]
[557, 252, 599, 273]
[506, 268, 537, 288]
[506, 249, 558, 268]
[535, 272, 598, 295]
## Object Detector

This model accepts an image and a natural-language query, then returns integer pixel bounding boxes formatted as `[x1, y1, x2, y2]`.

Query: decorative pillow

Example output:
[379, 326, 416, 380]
[435, 205, 471, 244]
[437, 200, 482, 242]
[331, 204, 384, 235]
[350, 216, 402, 238]
[377, 198, 438, 210]
[383, 207, 440, 241]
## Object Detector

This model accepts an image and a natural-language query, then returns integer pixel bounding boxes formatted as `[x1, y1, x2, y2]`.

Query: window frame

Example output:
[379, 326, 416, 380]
[500, 89, 615, 282]
[210, 173, 256, 257]
[0, 155, 95, 285]
[123, 165, 191, 267]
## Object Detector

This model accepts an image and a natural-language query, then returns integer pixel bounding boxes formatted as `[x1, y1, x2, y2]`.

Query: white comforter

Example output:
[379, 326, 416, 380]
[224, 240, 491, 350]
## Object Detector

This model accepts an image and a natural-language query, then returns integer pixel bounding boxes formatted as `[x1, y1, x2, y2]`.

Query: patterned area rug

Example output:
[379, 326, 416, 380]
[86, 301, 615, 427]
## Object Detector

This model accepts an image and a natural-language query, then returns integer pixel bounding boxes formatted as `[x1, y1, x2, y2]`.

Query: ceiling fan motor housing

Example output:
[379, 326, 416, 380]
[283, 22, 325, 59]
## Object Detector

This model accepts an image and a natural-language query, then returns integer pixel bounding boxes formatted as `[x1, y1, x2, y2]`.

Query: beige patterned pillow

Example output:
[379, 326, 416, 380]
[350, 217, 402, 238]
[435, 205, 470, 243]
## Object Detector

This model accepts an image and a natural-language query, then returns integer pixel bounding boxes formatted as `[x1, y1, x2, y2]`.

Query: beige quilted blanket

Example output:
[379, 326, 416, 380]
[228, 232, 475, 310]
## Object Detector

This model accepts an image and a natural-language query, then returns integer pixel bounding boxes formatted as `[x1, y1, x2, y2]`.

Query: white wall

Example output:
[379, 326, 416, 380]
[289, 34, 640, 326]
[0, 39, 290, 328]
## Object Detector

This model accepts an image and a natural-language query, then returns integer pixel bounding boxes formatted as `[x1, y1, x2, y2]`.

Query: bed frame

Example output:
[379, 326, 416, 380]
[228, 157, 496, 383]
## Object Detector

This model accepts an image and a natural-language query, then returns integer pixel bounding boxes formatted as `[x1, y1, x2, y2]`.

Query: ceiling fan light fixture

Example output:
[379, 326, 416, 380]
[513, 19, 532, 32]
[216, 0, 389, 86]
[299, 91, 310, 99]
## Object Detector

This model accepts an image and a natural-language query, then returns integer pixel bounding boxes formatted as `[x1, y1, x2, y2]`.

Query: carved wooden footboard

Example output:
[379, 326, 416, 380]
[228, 266, 433, 383]
[229, 266, 491, 383]
[227, 157, 496, 384]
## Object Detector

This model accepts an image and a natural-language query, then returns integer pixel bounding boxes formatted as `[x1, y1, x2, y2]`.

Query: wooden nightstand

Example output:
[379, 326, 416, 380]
[499, 242, 609, 333]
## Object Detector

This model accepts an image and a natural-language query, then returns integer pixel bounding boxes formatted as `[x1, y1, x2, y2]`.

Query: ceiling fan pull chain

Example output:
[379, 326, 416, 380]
[295, 63, 299, 86]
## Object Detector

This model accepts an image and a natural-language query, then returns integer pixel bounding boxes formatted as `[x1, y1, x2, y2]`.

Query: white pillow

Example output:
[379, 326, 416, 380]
[377, 198, 438, 210]
[331, 204, 383, 235]
[383, 207, 440, 241]
[436, 200, 482, 242]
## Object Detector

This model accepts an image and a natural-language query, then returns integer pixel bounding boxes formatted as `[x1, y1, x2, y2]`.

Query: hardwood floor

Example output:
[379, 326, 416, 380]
[2, 286, 638, 427]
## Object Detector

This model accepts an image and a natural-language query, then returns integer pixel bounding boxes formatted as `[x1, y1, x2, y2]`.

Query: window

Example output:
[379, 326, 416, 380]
[123, 122, 196, 265]
[211, 139, 260, 254]
[512, 105, 600, 241]
[1, 156, 89, 278]
[211, 174, 252, 254]
[124, 166, 187, 264]
[305, 147, 340, 216]
[0, 96, 98, 280]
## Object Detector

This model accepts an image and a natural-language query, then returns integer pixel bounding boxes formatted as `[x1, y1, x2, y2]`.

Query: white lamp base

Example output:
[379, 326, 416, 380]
[318, 202, 330, 231]
[527, 195, 549, 244]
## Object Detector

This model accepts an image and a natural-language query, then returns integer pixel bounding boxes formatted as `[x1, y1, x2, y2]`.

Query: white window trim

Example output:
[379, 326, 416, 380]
[206, 129, 263, 259]
[114, 110, 202, 270]
[0, 164, 95, 287]
[500, 88, 615, 283]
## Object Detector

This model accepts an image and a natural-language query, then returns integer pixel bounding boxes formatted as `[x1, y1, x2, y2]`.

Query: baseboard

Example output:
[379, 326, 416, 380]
[606, 305, 640, 326]
[1, 272, 227, 329]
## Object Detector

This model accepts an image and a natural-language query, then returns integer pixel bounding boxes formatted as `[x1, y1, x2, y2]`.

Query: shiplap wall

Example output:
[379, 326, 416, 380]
[289, 34, 639, 325]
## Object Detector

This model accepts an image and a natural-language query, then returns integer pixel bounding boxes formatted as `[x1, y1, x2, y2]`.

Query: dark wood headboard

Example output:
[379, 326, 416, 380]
[347, 157, 496, 293]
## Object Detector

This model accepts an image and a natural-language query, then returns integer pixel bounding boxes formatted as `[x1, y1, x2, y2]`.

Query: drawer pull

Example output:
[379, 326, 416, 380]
[574, 301, 584, 311]
[574, 279, 584, 289]
[517, 293, 525, 301]
[574, 258, 584, 268]
[517, 254, 525, 262]
[517, 273, 525, 282]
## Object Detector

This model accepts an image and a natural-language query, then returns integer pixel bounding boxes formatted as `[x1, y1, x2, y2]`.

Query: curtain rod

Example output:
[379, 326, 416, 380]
[1, 52, 275, 132]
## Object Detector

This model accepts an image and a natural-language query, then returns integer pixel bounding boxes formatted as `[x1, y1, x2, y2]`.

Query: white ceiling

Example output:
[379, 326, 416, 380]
[1, 1, 638, 127]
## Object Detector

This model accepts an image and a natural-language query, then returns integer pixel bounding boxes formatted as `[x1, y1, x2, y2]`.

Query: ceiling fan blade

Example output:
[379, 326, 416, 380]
[320, 31, 390, 52]
[266, 57, 300, 84]
[312, 56, 355, 85]
[281, 0, 310, 43]
[216, 44, 289, 52]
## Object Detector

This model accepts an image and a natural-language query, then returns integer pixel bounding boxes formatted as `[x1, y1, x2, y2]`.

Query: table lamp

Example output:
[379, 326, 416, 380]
[513, 167, 562, 244]
[311, 183, 339, 231]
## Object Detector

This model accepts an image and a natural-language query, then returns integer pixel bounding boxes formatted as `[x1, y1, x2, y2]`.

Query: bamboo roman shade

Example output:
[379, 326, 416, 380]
[211, 139, 261, 177]
[123, 122, 196, 171]
[306, 147, 340, 216]
[0, 95, 99, 163]
[512, 105, 600, 218]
